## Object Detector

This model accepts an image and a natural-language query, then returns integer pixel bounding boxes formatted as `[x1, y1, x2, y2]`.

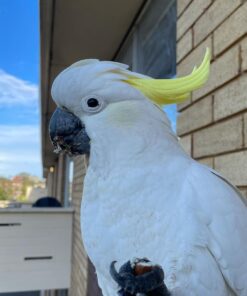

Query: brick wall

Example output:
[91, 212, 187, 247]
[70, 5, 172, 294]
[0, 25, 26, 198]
[69, 156, 102, 296]
[177, 0, 247, 198]
[69, 156, 88, 296]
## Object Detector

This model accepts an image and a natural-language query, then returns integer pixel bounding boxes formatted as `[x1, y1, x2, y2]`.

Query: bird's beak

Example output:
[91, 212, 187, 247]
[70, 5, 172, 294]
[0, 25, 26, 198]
[49, 107, 90, 155]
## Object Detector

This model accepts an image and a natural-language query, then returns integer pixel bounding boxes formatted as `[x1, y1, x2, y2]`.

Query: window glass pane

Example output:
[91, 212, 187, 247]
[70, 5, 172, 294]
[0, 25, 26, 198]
[137, 0, 176, 78]
[115, 0, 177, 131]
[115, 34, 133, 70]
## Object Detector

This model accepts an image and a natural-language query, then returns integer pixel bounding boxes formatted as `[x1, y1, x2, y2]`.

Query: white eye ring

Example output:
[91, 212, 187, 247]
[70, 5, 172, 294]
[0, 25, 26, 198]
[81, 95, 105, 113]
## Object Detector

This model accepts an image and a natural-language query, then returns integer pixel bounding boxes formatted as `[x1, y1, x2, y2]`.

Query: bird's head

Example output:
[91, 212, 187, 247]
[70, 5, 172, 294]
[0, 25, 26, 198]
[49, 50, 210, 156]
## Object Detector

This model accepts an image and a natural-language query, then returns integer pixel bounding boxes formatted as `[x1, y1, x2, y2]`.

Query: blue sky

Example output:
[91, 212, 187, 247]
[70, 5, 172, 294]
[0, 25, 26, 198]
[0, 0, 41, 177]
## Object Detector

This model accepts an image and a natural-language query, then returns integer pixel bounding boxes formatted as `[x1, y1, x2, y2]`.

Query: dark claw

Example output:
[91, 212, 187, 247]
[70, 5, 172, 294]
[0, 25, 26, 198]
[117, 288, 134, 296]
[110, 259, 171, 296]
[110, 260, 133, 284]
[110, 261, 130, 287]
[110, 261, 136, 295]
[110, 261, 123, 285]
[119, 260, 133, 275]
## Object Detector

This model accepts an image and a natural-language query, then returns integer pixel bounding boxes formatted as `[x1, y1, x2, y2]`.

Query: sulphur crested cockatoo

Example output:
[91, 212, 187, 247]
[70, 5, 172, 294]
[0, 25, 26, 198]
[49, 49, 247, 296]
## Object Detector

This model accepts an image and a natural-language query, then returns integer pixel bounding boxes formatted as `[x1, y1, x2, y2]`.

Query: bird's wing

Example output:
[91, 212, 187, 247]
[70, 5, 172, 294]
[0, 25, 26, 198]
[189, 162, 247, 295]
[209, 167, 247, 207]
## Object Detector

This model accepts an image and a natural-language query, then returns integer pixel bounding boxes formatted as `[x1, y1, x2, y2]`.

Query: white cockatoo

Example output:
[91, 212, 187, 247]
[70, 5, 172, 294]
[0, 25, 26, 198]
[49, 49, 247, 296]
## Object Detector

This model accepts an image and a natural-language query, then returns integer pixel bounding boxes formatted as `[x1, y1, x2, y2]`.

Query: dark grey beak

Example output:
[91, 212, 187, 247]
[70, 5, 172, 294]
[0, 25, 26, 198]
[49, 107, 90, 155]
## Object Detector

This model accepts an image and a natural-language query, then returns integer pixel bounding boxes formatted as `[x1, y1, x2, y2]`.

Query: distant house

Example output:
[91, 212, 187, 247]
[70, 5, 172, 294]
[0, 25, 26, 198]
[40, 1, 247, 295]
[26, 184, 47, 203]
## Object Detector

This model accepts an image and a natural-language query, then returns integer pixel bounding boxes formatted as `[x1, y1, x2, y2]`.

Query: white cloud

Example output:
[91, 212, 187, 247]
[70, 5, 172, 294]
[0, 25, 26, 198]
[0, 69, 38, 106]
[0, 125, 42, 177]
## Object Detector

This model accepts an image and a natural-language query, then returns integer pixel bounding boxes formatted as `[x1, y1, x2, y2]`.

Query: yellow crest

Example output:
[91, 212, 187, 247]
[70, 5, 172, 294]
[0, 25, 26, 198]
[124, 48, 210, 105]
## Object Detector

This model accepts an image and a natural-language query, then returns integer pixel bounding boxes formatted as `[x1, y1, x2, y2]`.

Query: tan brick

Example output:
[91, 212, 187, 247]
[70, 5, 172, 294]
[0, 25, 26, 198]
[179, 135, 192, 155]
[177, 29, 193, 63]
[198, 157, 214, 167]
[244, 113, 247, 147]
[177, 0, 211, 40]
[242, 38, 247, 71]
[238, 188, 247, 199]
[177, 96, 212, 135]
[214, 75, 247, 120]
[214, 3, 247, 56]
[214, 151, 247, 186]
[177, 96, 192, 111]
[177, 0, 192, 17]
[194, 0, 241, 46]
[177, 36, 212, 76]
[193, 46, 239, 101]
[193, 116, 243, 158]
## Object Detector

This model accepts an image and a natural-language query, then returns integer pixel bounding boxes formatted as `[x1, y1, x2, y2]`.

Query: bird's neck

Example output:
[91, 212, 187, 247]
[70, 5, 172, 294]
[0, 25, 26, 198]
[88, 122, 188, 173]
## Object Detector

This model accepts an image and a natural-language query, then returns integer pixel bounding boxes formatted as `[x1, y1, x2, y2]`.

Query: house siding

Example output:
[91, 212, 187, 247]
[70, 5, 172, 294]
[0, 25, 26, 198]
[177, 0, 247, 198]
[69, 156, 102, 296]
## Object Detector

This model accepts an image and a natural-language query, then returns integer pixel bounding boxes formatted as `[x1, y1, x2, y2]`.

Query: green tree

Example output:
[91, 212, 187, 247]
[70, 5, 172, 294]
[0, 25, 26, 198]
[0, 180, 12, 200]
[0, 187, 8, 200]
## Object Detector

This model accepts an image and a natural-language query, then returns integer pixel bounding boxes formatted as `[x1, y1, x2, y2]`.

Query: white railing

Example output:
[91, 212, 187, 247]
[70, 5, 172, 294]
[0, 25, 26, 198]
[0, 208, 73, 293]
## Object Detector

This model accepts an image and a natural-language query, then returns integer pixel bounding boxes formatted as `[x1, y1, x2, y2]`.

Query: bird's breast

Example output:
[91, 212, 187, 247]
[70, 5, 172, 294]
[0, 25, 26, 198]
[80, 165, 194, 273]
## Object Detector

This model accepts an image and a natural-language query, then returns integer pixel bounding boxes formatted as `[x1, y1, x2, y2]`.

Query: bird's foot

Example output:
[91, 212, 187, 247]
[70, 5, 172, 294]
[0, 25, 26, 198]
[110, 258, 170, 296]
[117, 288, 134, 296]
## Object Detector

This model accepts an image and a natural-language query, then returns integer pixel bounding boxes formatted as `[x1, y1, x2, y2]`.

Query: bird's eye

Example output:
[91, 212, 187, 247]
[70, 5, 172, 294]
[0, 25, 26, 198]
[82, 95, 105, 113]
[87, 98, 99, 108]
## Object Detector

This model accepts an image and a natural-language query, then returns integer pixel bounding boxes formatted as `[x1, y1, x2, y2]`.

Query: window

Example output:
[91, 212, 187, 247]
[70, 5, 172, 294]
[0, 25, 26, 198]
[115, 0, 177, 130]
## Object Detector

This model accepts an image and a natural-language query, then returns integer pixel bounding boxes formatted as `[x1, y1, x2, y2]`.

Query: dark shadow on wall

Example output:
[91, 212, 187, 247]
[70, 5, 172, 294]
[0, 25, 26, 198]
[86, 259, 103, 296]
